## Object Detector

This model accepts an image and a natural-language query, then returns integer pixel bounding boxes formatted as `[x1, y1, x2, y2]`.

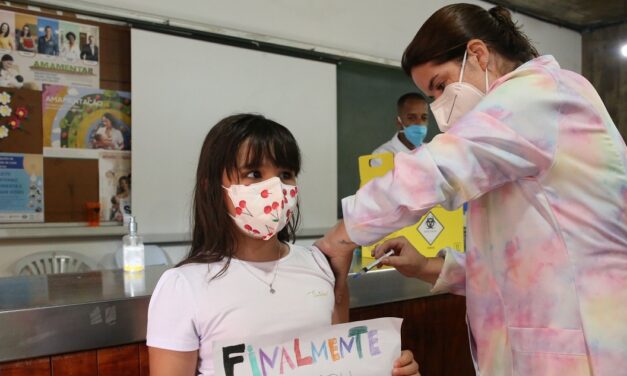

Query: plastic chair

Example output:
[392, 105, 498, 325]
[113, 245, 172, 269]
[14, 251, 99, 276]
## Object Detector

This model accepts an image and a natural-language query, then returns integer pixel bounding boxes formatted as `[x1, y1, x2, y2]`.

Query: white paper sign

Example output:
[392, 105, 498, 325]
[213, 317, 402, 376]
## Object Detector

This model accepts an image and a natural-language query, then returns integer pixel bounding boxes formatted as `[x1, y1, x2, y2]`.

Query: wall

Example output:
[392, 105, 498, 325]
[131, 29, 337, 237]
[44, 0, 581, 71]
[582, 22, 627, 139]
[0, 0, 582, 275]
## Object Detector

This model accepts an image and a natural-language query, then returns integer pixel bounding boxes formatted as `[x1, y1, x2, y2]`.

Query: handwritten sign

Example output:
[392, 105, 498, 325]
[213, 317, 402, 376]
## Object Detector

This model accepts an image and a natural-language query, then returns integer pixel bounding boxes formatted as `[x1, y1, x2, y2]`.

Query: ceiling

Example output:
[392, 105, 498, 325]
[486, 0, 627, 32]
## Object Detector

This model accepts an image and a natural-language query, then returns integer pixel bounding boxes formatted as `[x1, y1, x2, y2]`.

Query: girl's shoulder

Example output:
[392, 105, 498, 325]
[286, 243, 334, 282]
[157, 261, 224, 291]
[176, 260, 226, 280]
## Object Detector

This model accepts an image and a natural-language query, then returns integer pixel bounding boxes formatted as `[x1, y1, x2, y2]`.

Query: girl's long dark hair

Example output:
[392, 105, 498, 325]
[177, 114, 302, 277]
[0, 23, 9, 38]
[21, 25, 31, 38]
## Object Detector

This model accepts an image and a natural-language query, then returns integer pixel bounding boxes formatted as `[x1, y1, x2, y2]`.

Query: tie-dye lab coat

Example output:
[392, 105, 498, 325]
[342, 55, 627, 375]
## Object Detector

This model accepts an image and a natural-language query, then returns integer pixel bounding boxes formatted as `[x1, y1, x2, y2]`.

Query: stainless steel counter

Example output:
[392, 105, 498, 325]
[0, 257, 434, 362]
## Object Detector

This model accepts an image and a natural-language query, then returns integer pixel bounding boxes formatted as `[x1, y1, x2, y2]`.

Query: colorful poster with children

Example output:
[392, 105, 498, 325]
[42, 84, 131, 151]
[0, 153, 44, 223]
[99, 151, 131, 222]
[212, 317, 402, 376]
[0, 9, 99, 90]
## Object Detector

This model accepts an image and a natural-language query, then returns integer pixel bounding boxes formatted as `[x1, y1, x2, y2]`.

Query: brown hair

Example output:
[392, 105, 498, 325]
[401, 4, 539, 75]
[178, 114, 301, 276]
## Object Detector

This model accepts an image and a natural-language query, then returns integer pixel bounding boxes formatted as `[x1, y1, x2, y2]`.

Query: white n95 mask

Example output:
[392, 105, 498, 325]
[430, 50, 489, 132]
[223, 177, 298, 240]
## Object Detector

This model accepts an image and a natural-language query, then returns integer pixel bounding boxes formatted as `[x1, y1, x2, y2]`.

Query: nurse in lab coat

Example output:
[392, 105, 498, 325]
[316, 4, 627, 375]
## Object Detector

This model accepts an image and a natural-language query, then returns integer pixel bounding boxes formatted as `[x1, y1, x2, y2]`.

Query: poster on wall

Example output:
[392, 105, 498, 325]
[0, 153, 44, 223]
[0, 88, 43, 154]
[0, 9, 99, 90]
[42, 84, 131, 151]
[99, 151, 131, 222]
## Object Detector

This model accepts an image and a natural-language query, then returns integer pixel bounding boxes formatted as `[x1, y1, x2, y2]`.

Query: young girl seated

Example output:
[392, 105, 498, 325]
[147, 114, 419, 376]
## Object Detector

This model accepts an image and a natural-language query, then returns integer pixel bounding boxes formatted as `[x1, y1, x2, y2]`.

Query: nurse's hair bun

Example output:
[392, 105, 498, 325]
[402, 3, 539, 75]
[489, 6, 520, 37]
[488, 5, 539, 65]
[488, 5, 514, 22]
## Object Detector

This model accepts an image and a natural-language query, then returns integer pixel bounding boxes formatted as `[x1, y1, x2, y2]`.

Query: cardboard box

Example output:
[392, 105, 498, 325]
[358, 153, 464, 259]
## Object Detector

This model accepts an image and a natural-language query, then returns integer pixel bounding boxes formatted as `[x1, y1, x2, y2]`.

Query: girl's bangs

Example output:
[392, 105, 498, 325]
[242, 129, 301, 174]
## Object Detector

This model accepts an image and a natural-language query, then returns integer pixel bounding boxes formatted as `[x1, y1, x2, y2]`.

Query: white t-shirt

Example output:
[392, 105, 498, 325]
[61, 43, 81, 60]
[147, 244, 335, 376]
[372, 132, 412, 155]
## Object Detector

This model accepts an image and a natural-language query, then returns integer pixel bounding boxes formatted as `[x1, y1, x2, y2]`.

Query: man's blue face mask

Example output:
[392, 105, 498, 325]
[398, 117, 428, 147]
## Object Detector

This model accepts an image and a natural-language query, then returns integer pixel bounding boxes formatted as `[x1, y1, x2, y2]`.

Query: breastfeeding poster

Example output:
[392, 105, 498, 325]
[42, 84, 131, 151]
[99, 151, 131, 222]
[213, 317, 402, 376]
[0, 153, 44, 223]
[0, 9, 99, 90]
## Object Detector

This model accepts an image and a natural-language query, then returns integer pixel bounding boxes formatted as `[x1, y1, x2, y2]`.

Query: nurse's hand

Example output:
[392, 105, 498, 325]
[373, 237, 443, 284]
[393, 350, 421, 376]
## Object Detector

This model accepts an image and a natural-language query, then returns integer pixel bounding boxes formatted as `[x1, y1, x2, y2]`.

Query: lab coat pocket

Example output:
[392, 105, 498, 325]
[508, 327, 591, 376]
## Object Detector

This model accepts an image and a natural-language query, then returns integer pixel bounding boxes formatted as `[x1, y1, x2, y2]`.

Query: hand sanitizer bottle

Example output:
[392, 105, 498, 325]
[123, 216, 144, 272]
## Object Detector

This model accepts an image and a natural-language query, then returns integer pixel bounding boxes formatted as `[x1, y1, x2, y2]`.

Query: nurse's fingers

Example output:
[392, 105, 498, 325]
[372, 237, 411, 258]
[373, 237, 427, 279]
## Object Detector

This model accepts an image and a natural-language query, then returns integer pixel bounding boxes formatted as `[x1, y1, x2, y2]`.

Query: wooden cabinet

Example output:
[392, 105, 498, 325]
[97, 345, 140, 376]
[139, 344, 150, 376]
[0, 357, 50, 376]
[0, 345, 144, 376]
[51, 351, 97, 376]
[351, 294, 475, 376]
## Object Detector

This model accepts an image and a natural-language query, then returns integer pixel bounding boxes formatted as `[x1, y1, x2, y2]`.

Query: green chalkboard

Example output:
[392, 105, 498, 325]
[336, 60, 437, 217]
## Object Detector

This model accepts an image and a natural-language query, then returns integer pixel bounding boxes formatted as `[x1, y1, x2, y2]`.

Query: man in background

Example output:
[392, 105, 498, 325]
[372, 92, 429, 155]
[37, 26, 59, 56]
[80, 35, 99, 61]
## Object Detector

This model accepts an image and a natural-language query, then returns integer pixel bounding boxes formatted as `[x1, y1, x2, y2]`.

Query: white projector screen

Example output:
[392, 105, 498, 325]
[131, 29, 337, 238]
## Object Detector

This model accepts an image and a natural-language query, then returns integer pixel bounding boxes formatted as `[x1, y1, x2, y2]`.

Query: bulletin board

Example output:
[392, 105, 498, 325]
[0, 3, 130, 226]
[0, 3, 435, 238]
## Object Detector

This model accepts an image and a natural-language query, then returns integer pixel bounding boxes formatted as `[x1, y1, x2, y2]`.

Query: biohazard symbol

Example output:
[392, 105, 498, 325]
[425, 217, 435, 229]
